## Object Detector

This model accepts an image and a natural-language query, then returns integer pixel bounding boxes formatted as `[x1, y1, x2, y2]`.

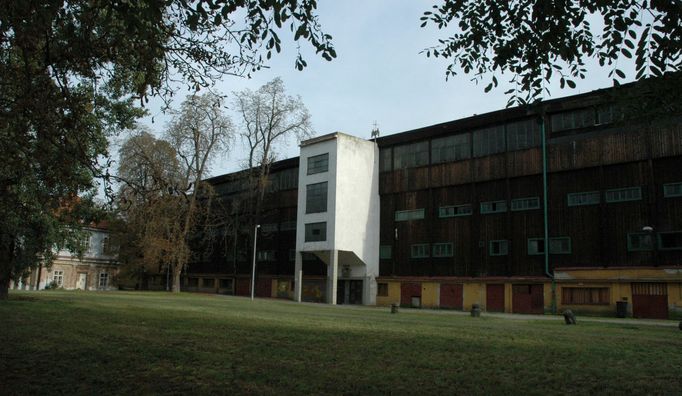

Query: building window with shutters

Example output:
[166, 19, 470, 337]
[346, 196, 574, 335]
[410, 244, 430, 258]
[439, 204, 472, 218]
[528, 237, 571, 255]
[432, 243, 453, 258]
[567, 191, 600, 206]
[562, 287, 609, 305]
[395, 209, 425, 222]
[605, 187, 642, 203]
[481, 200, 507, 214]
[663, 182, 682, 198]
[511, 197, 540, 211]
[627, 233, 654, 251]
[489, 240, 509, 256]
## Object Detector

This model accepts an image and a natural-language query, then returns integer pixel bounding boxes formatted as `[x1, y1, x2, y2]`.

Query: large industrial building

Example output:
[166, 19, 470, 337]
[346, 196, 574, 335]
[183, 83, 682, 320]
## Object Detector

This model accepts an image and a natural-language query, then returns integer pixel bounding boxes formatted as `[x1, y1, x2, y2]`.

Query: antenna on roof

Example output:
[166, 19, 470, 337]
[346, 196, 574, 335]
[371, 121, 380, 141]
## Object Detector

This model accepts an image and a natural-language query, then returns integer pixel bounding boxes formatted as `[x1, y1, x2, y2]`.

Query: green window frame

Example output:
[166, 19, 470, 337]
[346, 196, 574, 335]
[663, 182, 682, 198]
[511, 197, 540, 211]
[627, 233, 654, 252]
[605, 187, 642, 203]
[658, 231, 682, 251]
[439, 204, 472, 218]
[256, 250, 276, 262]
[380, 245, 392, 259]
[489, 240, 509, 256]
[528, 237, 572, 255]
[567, 191, 600, 206]
[432, 242, 453, 258]
[395, 209, 425, 222]
[481, 200, 507, 214]
[410, 244, 430, 258]
[550, 237, 572, 254]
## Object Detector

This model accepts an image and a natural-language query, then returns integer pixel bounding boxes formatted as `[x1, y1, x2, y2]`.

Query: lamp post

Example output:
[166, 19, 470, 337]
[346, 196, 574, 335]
[642, 225, 658, 267]
[251, 224, 260, 300]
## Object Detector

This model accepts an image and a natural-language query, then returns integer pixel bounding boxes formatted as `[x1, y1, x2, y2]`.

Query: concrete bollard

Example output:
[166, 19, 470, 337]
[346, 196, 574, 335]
[391, 303, 399, 314]
[562, 309, 577, 325]
[470, 303, 481, 317]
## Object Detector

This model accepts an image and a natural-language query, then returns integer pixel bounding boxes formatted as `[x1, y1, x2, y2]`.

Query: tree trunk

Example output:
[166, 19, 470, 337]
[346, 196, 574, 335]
[0, 272, 10, 300]
[0, 238, 11, 299]
[172, 264, 182, 293]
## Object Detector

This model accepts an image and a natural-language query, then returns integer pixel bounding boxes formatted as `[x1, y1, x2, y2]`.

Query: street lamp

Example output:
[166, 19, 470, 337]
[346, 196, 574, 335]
[642, 225, 658, 266]
[251, 224, 260, 300]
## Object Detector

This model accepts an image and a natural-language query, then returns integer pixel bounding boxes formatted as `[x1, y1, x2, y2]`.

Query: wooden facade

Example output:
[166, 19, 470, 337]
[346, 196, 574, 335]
[188, 83, 682, 317]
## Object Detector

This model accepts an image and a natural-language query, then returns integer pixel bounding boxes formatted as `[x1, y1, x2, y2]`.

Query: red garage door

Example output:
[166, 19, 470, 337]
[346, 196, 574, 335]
[440, 284, 463, 310]
[401, 282, 421, 307]
[256, 278, 272, 298]
[512, 284, 544, 314]
[235, 278, 250, 296]
[486, 284, 505, 312]
[632, 283, 668, 319]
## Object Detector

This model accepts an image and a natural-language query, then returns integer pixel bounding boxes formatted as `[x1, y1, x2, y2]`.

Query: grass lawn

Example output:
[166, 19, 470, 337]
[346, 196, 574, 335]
[1, 291, 681, 395]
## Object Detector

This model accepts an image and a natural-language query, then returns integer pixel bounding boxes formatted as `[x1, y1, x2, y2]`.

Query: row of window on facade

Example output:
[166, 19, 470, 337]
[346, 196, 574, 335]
[380, 237, 571, 259]
[50, 270, 110, 288]
[395, 183, 682, 222]
[379, 230, 682, 260]
[380, 105, 621, 171]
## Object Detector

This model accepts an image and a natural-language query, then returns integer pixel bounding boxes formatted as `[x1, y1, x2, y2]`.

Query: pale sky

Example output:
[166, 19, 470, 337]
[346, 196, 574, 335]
[132, 1, 631, 179]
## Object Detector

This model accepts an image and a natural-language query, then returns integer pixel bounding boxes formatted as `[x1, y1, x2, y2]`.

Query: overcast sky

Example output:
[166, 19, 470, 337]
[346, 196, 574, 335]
[132, 1, 631, 178]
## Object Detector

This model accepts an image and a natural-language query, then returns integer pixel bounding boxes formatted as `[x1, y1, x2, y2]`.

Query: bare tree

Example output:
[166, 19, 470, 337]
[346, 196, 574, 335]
[115, 94, 233, 292]
[233, 77, 313, 224]
[164, 93, 234, 292]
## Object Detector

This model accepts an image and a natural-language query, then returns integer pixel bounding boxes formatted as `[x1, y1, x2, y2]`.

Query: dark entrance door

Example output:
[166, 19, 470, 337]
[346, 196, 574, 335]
[440, 284, 463, 309]
[512, 284, 544, 314]
[486, 284, 505, 312]
[336, 280, 363, 305]
[632, 283, 668, 319]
